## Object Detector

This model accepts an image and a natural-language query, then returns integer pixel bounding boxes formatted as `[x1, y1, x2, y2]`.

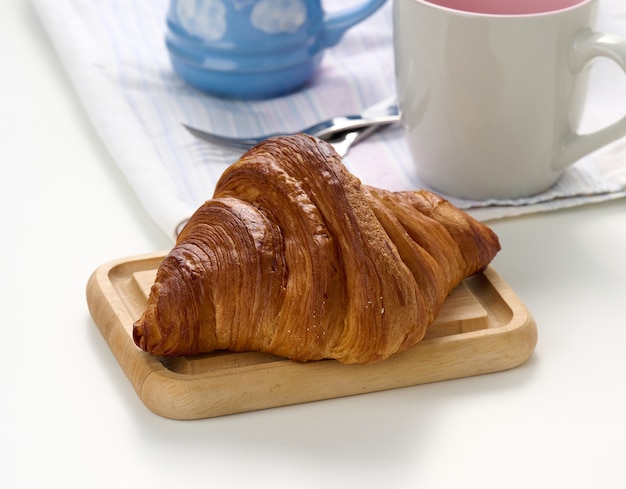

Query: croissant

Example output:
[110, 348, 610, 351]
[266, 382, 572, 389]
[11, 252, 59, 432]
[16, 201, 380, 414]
[133, 134, 500, 364]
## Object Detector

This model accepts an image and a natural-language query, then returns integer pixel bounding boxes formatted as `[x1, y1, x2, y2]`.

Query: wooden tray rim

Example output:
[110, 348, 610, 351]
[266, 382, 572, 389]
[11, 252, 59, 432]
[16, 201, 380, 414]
[86, 251, 537, 420]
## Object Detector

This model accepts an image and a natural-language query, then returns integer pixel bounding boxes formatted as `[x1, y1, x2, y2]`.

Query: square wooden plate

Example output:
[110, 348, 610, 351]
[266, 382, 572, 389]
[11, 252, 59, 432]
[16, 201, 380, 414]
[86, 252, 537, 420]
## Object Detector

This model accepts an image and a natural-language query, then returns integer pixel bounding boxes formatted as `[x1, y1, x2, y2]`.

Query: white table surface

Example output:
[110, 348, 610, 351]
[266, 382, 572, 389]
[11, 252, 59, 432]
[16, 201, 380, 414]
[2, 1, 626, 488]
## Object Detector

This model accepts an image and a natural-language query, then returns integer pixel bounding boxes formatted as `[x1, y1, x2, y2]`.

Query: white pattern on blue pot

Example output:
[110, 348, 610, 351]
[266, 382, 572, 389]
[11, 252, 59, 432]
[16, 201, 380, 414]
[166, 0, 388, 99]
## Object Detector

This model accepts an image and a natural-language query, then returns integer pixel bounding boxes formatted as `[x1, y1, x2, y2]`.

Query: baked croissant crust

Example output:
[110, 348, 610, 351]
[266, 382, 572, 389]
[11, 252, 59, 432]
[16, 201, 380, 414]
[133, 134, 500, 364]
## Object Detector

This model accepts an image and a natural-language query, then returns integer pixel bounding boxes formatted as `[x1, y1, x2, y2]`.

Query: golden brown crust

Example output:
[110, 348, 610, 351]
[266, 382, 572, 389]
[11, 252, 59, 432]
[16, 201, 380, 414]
[133, 134, 500, 364]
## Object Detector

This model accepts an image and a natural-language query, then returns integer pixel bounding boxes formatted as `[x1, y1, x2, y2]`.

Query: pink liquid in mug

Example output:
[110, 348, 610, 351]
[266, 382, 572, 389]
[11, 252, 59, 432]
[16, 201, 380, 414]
[426, 0, 585, 15]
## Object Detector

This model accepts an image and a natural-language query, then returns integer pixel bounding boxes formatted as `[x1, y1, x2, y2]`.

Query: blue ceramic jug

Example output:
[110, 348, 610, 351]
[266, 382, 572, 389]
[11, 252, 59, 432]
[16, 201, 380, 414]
[166, 0, 388, 99]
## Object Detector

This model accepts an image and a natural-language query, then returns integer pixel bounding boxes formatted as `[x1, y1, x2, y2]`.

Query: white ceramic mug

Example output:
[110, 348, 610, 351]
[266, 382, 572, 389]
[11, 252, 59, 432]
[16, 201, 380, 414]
[394, 0, 626, 200]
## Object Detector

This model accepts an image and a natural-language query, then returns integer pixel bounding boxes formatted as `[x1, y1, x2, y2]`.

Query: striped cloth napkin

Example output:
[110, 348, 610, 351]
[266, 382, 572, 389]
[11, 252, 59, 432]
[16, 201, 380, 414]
[33, 0, 626, 240]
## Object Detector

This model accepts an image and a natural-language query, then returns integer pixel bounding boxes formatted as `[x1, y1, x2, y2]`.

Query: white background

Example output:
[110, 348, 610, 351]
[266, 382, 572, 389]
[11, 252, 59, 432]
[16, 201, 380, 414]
[1, 1, 626, 488]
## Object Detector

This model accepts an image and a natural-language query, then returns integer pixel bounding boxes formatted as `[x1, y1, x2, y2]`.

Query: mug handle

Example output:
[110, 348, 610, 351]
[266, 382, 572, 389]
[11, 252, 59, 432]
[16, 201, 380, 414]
[321, 0, 388, 47]
[556, 30, 626, 170]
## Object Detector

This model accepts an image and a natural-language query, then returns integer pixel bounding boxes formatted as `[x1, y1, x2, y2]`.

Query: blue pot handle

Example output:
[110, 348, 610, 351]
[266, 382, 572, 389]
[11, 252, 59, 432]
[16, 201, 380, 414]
[322, 0, 388, 47]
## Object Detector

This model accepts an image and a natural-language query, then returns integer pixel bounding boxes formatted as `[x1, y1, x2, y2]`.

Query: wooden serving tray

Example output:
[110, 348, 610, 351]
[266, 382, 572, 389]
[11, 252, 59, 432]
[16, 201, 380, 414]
[86, 252, 537, 420]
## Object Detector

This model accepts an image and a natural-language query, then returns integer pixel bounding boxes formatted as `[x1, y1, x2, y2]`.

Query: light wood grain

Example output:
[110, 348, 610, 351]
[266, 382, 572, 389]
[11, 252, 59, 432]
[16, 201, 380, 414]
[86, 252, 537, 420]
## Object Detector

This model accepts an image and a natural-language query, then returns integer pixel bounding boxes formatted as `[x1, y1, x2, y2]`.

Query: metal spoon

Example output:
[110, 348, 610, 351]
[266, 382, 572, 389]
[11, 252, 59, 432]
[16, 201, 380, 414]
[182, 100, 399, 155]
